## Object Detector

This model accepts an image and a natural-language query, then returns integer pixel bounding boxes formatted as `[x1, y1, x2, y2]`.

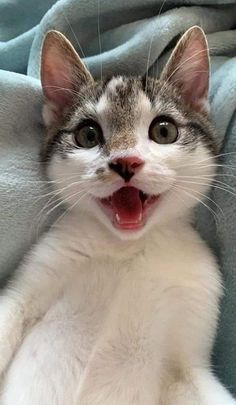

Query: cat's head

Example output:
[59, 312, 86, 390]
[40, 26, 217, 240]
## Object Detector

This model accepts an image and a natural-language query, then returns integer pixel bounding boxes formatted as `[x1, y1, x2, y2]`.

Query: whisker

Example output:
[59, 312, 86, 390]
[173, 152, 236, 168]
[32, 179, 86, 207]
[173, 185, 220, 225]
[61, 11, 88, 64]
[97, 0, 103, 81]
[32, 181, 89, 237]
[145, 0, 168, 90]
[181, 186, 224, 216]
[175, 161, 236, 171]
[34, 188, 88, 240]
[178, 173, 236, 180]
[32, 174, 104, 235]
[176, 175, 236, 192]
[176, 178, 236, 198]
[52, 189, 90, 229]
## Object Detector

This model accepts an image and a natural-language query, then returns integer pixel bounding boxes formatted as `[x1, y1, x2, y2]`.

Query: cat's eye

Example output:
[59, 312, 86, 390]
[149, 117, 178, 144]
[74, 121, 104, 148]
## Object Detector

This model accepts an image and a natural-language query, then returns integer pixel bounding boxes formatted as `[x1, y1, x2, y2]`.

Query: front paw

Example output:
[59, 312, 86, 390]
[0, 303, 24, 378]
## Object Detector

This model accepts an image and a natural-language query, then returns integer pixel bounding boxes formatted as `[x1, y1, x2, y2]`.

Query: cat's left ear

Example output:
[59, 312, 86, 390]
[41, 30, 93, 125]
[160, 26, 209, 114]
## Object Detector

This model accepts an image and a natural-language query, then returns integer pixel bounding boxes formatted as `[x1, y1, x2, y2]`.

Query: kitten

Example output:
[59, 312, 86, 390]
[0, 26, 235, 405]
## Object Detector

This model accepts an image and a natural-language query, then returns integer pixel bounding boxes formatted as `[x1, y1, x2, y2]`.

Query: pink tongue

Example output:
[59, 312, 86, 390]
[111, 187, 142, 224]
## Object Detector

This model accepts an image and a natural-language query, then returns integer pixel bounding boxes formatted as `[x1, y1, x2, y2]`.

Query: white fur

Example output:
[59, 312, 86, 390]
[0, 216, 234, 404]
[0, 82, 235, 404]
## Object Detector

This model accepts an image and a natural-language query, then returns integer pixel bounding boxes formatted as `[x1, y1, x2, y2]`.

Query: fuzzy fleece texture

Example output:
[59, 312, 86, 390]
[0, 0, 236, 395]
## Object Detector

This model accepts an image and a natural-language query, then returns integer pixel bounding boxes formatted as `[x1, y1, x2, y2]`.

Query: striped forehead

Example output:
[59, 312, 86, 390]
[95, 77, 152, 153]
[96, 77, 142, 120]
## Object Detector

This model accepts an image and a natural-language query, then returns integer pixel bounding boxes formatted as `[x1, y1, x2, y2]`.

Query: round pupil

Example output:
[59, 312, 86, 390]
[85, 127, 97, 141]
[159, 125, 168, 137]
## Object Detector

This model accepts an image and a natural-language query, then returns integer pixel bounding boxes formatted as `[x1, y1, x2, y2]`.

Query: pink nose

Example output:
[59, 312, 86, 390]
[109, 156, 144, 182]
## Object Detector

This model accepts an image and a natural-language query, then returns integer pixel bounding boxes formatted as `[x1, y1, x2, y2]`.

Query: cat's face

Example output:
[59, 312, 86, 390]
[41, 27, 217, 240]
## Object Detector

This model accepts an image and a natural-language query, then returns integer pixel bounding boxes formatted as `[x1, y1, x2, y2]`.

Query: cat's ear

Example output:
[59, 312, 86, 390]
[41, 30, 93, 125]
[160, 26, 209, 114]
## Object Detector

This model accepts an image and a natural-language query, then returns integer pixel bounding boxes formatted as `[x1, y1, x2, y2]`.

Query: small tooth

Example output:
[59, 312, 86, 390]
[138, 213, 142, 221]
[115, 213, 121, 223]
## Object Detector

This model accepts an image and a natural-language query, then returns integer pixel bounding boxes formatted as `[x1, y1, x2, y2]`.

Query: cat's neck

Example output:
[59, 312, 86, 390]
[49, 210, 193, 260]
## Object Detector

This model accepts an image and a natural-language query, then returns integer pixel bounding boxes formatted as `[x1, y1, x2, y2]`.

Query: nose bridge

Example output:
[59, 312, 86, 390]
[105, 130, 137, 155]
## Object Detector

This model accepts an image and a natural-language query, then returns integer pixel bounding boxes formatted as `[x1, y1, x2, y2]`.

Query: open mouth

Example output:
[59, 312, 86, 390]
[98, 186, 160, 230]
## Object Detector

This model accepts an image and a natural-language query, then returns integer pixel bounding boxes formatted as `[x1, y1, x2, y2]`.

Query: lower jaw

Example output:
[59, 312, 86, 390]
[113, 217, 145, 231]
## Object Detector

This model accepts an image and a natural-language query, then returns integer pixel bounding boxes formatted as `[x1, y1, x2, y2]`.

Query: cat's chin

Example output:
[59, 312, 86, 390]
[95, 186, 160, 234]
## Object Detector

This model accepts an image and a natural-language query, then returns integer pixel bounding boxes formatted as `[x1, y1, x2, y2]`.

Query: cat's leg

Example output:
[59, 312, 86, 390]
[0, 232, 86, 379]
[0, 306, 84, 405]
[160, 260, 236, 405]
[161, 368, 236, 405]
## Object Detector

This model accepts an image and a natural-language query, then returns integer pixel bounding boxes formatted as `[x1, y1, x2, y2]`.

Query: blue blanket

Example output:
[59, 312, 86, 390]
[0, 0, 236, 395]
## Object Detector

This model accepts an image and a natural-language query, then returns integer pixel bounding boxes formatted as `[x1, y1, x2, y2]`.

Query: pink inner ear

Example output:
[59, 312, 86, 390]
[43, 64, 74, 109]
[169, 36, 209, 112]
[42, 48, 76, 113]
[183, 71, 208, 107]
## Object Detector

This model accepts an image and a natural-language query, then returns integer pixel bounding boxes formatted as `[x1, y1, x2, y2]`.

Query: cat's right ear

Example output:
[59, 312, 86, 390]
[41, 30, 93, 126]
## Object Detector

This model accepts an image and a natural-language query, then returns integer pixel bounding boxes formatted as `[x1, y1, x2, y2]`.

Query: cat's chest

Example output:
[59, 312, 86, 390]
[42, 228, 201, 325]
[41, 244, 172, 348]
[62, 256, 128, 318]
[38, 256, 135, 358]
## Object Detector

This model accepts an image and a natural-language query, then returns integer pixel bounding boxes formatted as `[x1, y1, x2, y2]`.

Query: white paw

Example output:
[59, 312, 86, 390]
[0, 306, 23, 377]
